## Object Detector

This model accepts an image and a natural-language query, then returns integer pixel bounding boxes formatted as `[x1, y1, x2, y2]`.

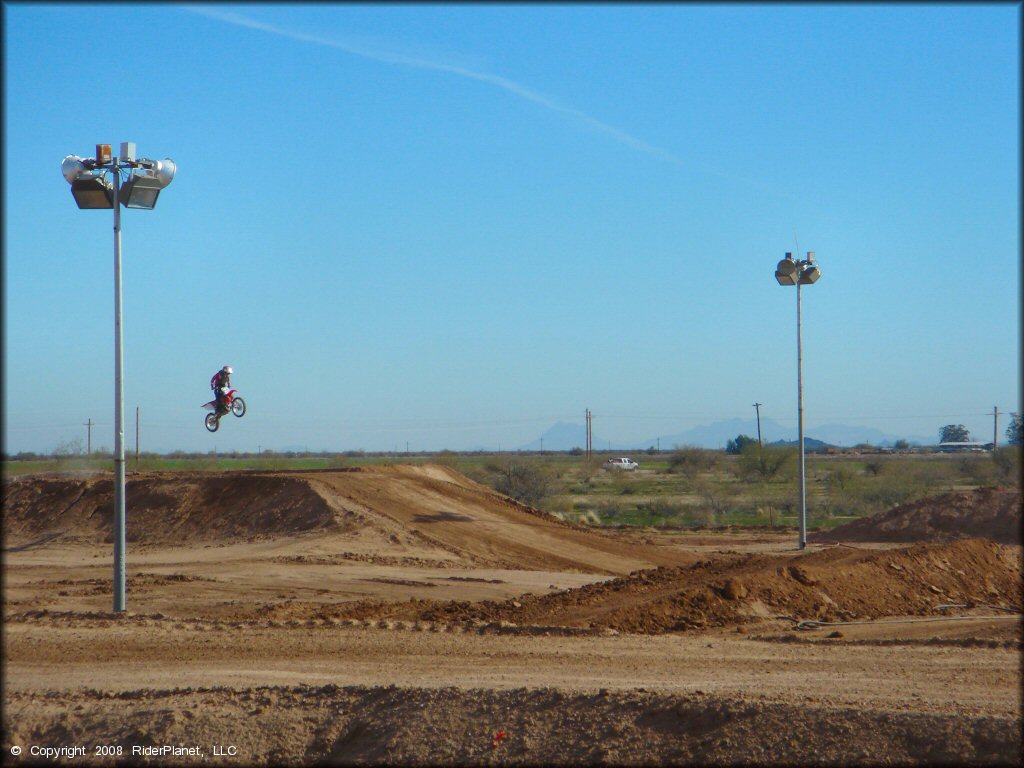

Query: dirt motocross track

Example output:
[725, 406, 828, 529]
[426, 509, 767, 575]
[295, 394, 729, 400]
[3, 466, 1022, 766]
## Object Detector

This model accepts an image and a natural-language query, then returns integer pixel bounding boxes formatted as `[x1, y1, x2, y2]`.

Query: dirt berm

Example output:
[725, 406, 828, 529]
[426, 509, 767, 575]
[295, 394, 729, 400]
[1, 465, 687, 574]
[331, 537, 1023, 633]
[811, 486, 1021, 545]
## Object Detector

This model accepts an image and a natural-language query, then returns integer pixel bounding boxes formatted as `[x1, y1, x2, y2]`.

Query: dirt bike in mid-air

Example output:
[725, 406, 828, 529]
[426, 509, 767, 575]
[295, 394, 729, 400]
[203, 389, 246, 432]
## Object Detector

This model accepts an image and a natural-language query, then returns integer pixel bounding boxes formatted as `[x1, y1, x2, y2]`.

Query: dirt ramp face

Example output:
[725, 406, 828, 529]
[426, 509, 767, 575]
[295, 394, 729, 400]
[813, 486, 1022, 544]
[3, 473, 337, 545]
[306, 465, 688, 574]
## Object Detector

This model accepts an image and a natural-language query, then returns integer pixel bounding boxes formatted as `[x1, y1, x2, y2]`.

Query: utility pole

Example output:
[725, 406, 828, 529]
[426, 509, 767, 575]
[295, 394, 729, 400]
[990, 406, 999, 449]
[585, 408, 593, 460]
[135, 407, 139, 469]
[84, 418, 93, 455]
[752, 402, 763, 449]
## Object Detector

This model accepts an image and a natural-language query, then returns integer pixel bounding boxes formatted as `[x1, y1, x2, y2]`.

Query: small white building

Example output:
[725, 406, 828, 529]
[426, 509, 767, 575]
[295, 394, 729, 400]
[937, 441, 989, 453]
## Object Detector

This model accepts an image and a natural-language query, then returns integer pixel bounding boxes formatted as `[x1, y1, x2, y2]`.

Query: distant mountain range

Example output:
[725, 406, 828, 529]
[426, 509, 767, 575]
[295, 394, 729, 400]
[520, 418, 934, 452]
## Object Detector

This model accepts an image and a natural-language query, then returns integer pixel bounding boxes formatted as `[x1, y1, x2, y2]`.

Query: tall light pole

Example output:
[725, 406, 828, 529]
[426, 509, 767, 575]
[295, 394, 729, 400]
[774, 251, 822, 549]
[62, 143, 175, 612]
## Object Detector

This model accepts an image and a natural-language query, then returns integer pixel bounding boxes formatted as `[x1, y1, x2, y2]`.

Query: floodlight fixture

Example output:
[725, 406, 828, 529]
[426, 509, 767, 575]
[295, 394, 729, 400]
[119, 173, 163, 209]
[775, 258, 797, 284]
[61, 155, 89, 183]
[151, 158, 176, 188]
[775, 268, 798, 285]
[118, 156, 175, 209]
[775, 254, 797, 284]
[70, 175, 114, 209]
[799, 264, 821, 284]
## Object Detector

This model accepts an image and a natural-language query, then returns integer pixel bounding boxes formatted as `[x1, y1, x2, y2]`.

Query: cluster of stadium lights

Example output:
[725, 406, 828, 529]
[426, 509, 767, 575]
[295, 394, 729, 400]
[61, 142, 175, 210]
[775, 251, 821, 286]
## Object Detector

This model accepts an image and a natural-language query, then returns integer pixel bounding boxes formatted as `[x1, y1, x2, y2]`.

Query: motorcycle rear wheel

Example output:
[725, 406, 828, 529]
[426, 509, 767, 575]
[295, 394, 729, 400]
[231, 397, 246, 417]
[205, 413, 220, 432]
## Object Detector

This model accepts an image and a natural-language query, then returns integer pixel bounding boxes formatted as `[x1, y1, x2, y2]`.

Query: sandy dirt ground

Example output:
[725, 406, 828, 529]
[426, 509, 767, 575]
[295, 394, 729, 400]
[3, 466, 1021, 765]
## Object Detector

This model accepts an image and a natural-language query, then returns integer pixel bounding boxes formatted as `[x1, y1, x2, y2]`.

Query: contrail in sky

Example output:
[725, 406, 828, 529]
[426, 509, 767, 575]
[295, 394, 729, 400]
[185, 5, 684, 166]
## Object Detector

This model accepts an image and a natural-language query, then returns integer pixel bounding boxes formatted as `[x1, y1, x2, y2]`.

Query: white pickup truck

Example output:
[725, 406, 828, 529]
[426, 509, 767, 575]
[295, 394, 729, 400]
[603, 457, 639, 471]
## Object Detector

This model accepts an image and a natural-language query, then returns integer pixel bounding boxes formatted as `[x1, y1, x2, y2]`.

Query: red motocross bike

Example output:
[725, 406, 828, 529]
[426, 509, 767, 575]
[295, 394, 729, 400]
[203, 389, 246, 432]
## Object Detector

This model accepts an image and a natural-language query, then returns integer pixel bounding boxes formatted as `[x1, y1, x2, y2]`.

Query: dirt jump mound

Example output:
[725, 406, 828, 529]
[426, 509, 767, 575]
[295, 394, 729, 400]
[341, 537, 1022, 634]
[2, 466, 685, 574]
[812, 486, 1022, 545]
[2, 472, 338, 545]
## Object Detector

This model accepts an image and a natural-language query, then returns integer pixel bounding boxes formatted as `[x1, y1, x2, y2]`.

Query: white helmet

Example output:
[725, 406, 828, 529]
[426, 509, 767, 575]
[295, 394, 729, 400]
[223, 365, 233, 374]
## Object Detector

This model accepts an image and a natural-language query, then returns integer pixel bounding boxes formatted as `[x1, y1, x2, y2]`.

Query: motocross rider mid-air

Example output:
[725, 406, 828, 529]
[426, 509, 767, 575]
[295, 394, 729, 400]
[210, 365, 232, 416]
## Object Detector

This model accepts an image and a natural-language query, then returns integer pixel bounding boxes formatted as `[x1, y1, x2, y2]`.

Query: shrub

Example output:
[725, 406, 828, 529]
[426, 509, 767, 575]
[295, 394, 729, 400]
[828, 465, 855, 492]
[691, 507, 717, 527]
[493, 460, 551, 506]
[859, 479, 924, 512]
[636, 499, 688, 520]
[957, 456, 995, 485]
[737, 443, 796, 482]
[667, 446, 718, 476]
[53, 437, 85, 457]
[864, 460, 884, 476]
[991, 446, 1021, 482]
[694, 479, 733, 515]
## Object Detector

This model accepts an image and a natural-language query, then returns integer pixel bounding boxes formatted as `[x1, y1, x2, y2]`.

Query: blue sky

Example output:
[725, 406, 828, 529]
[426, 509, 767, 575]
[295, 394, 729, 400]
[3, 3, 1020, 454]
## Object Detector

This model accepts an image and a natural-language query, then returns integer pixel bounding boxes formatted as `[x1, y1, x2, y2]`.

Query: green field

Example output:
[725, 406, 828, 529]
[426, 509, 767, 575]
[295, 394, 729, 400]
[3, 447, 1019, 534]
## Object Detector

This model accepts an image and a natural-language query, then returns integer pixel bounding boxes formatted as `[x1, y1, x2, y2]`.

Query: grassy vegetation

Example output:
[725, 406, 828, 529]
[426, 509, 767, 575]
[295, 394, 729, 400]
[3, 446, 1019, 534]
[453, 448, 1020, 533]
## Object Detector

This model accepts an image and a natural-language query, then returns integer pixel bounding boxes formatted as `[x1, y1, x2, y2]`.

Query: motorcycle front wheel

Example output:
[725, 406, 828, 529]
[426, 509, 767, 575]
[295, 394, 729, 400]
[205, 413, 220, 432]
[231, 397, 246, 417]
